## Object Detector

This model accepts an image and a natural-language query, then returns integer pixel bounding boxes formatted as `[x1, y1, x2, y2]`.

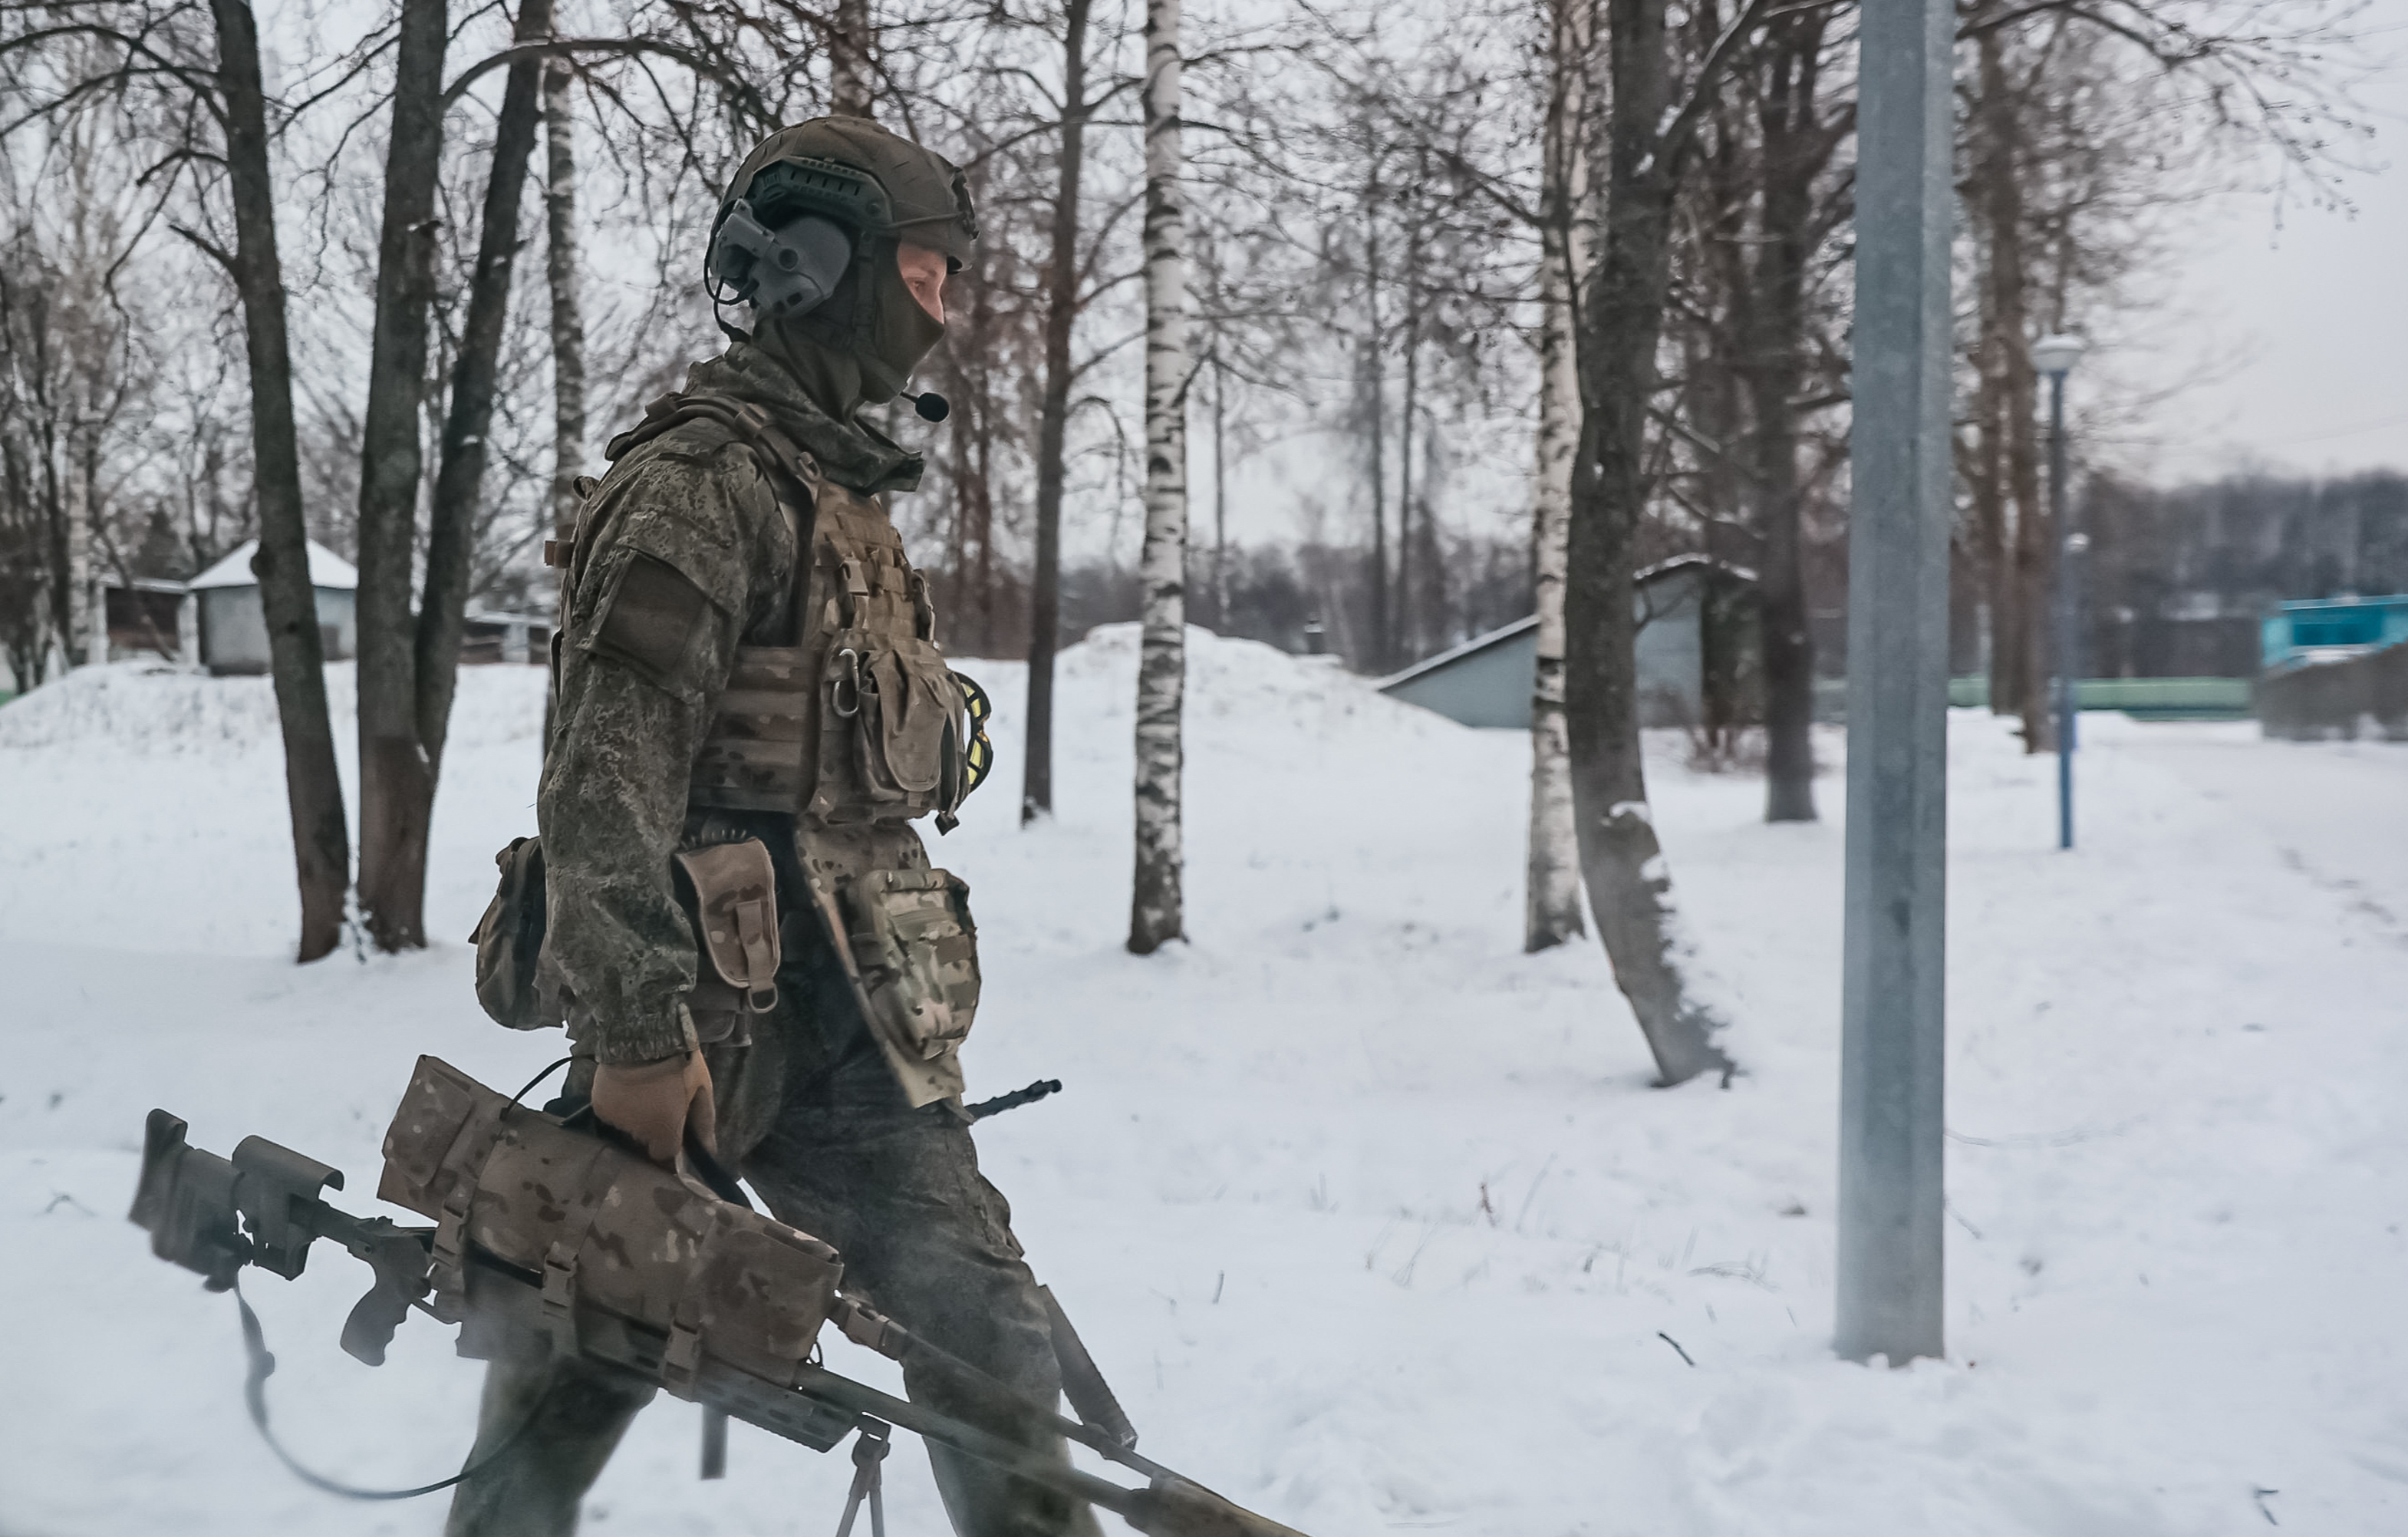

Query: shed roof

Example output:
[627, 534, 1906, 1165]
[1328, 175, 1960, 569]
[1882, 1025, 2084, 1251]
[189, 539, 361, 592]
[1636, 552, 1758, 585]
[1375, 615, 1538, 691]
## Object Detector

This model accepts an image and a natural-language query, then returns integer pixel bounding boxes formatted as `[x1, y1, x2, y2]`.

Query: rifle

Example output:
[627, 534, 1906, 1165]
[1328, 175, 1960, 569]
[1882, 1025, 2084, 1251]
[129, 1057, 1308, 1537]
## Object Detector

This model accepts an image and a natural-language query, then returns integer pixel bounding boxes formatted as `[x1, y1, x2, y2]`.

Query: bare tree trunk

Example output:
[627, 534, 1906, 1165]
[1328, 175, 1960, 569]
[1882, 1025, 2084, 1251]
[1526, 0, 1590, 953]
[207, 0, 351, 961]
[1360, 158, 1388, 673]
[544, 59, 588, 576]
[1972, 295, 2010, 712]
[1751, 15, 1828, 821]
[418, 0, 554, 783]
[829, 0, 874, 118]
[1129, 0, 1188, 954]
[1397, 262, 1421, 661]
[539, 59, 586, 753]
[1564, 0, 1740, 1086]
[1976, 33, 2047, 751]
[353, 0, 448, 952]
[1211, 354, 1231, 630]
[61, 404, 91, 665]
[1022, 0, 1091, 825]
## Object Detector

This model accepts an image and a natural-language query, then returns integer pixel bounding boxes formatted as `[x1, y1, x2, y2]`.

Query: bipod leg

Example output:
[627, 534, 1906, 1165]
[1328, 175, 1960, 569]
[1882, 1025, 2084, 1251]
[701, 1404, 730, 1479]
[833, 1418, 891, 1537]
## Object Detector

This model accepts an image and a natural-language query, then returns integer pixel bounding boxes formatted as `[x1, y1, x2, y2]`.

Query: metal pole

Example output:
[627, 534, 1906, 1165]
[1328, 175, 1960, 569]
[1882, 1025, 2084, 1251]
[1836, 0, 1952, 1367]
[2050, 370, 2074, 850]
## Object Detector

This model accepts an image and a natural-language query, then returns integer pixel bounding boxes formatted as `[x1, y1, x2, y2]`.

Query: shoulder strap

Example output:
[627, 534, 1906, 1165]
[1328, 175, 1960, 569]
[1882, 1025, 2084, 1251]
[601, 391, 824, 504]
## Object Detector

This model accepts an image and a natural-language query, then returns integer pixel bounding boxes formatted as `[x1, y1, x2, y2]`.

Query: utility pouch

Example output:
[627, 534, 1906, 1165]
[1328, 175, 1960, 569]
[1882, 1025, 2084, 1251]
[812, 634, 969, 823]
[802, 864, 980, 1107]
[470, 836, 560, 1031]
[845, 868, 980, 1060]
[673, 838, 782, 1046]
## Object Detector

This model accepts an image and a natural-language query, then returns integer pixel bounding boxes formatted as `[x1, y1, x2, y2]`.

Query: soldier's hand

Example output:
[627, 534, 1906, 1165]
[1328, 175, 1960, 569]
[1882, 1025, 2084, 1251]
[591, 1049, 716, 1166]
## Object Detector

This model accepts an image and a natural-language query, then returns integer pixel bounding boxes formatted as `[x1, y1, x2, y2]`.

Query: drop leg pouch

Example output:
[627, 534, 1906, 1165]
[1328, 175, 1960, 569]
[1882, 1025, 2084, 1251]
[800, 863, 980, 1108]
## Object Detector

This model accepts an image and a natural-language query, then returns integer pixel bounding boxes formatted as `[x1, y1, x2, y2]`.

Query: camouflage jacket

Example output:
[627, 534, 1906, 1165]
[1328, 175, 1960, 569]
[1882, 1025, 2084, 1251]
[538, 340, 924, 1067]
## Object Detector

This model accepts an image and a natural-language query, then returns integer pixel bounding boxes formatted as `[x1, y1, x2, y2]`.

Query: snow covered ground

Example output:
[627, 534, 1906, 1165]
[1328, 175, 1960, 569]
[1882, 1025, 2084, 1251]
[2, 635, 2403, 1536]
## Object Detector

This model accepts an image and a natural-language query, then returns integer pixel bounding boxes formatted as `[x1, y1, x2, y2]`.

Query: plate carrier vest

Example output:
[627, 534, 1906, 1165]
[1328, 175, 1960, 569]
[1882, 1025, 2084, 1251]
[545, 390, 987, 1107]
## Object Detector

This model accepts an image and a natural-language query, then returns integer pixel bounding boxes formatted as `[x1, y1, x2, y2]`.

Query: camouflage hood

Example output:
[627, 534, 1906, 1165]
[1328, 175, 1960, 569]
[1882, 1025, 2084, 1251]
[679, 340, 924, 497]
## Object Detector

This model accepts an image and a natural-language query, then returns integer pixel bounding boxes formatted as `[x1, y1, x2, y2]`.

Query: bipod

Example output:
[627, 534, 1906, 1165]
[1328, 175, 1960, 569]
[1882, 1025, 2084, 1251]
[833, 1417, 891, 1537]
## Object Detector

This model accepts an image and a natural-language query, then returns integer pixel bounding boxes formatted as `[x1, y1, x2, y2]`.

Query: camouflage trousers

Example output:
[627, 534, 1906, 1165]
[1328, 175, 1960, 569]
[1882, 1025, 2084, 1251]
[443, 970, 1101, 1537]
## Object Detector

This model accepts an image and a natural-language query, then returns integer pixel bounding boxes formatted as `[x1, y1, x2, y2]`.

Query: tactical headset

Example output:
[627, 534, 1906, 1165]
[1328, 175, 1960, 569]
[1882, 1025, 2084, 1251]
[703, 156, 894, 322]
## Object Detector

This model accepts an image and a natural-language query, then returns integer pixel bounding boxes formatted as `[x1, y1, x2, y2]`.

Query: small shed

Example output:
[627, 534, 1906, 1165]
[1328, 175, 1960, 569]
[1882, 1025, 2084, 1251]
[103, 579, 198, 664]
[1378, 556, 1761, 730]
[188, 539, 358, 675]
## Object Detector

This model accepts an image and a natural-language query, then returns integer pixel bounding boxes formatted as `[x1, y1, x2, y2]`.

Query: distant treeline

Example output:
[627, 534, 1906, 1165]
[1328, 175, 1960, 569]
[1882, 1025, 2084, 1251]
[2036, 468, 2408, 679]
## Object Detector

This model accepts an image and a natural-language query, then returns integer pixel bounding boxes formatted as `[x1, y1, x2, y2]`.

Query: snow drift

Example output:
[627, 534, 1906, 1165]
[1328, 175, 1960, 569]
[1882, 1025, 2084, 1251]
[3, 630, 2406, 1535]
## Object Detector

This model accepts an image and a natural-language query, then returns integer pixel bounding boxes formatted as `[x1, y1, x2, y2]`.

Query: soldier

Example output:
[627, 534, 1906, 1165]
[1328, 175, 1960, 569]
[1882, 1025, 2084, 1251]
[447, 117, 1099, 1537]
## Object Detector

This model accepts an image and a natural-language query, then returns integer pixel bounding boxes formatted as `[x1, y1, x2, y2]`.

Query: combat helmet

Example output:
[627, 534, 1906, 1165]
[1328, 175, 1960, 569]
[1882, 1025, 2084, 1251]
[707, 117, 978, 404]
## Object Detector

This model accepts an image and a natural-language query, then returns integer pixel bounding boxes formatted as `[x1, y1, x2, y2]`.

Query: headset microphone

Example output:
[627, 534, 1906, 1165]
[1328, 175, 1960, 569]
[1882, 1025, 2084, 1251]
[901, 391, 950, 423]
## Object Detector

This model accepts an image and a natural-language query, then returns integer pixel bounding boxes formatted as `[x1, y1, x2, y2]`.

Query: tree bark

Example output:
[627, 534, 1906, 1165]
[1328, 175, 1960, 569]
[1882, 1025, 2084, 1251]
[62, 403, 92, 665]
[1129, 0, 1189, 955]
[829, 0, 874, 118]
[353, 0, 449, 951]
[1564, 0, 1740, 1085]
[1750, 15, 1829, 821]
[544, 58, 588, 583]
[1527, 0, 1591, 953]
[1360, 155, 1388, 673]
[418, 0, 554, 783]
[1211, 353, 1230, 630]
[1022, 0, 1091, 825]
[1976, 33, 2047, 751]
[208, 0, 352, 961]
[1397, 249, 1423, 661]
[1971, 282, 2009, 710]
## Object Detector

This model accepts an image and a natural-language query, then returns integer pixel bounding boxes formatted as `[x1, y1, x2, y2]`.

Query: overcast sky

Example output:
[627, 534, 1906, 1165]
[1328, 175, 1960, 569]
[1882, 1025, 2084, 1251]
[2133, 6, 2408, 483]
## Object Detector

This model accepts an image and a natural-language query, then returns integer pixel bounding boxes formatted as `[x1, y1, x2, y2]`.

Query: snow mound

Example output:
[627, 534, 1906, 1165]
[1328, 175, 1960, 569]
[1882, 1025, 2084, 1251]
[1029, 622, 1468, 745]
[0, 661, 546, 754]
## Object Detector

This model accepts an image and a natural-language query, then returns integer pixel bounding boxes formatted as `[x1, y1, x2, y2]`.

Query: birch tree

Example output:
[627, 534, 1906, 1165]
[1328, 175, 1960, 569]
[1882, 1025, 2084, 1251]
[1525, 0, 1591, 952]
[543, 59, 587, 571]
[1129, 0, 1189, 955]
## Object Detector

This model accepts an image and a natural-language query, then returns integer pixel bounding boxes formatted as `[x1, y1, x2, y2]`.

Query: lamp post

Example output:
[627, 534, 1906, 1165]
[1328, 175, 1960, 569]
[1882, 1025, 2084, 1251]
[2032, 332, 2087, 851]
[1836, 0, 1953, 1368]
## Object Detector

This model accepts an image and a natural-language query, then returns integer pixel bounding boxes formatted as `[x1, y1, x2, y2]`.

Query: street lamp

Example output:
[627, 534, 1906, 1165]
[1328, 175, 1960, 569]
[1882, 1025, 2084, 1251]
[2032, 331, 2088, 850]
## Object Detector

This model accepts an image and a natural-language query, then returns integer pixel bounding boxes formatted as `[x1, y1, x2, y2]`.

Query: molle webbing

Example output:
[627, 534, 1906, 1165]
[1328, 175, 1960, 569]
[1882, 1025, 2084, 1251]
[690, 645, 813, 813]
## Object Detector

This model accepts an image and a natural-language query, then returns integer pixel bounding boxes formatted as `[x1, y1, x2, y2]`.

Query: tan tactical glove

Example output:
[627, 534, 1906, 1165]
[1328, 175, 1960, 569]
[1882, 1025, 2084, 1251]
[591, 1048, 716, 1166]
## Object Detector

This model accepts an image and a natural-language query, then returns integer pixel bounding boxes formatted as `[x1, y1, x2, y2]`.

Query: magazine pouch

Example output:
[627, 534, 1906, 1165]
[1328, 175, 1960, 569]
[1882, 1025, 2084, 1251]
[811, 625, 969, 823]
[672, 838, 781, 1047]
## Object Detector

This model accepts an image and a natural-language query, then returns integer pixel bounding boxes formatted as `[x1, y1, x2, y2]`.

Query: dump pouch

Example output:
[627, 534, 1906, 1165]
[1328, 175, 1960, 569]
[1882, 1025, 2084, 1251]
[799, 861, 978, 1107]
[471, 836, 560, 1031]
[673, 837, 782, 1044]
